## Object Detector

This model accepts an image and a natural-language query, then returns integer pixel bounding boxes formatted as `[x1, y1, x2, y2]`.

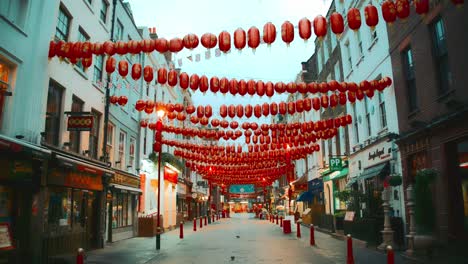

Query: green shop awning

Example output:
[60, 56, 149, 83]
[359, 162, 389, 181]
[322, 167, 348, 182]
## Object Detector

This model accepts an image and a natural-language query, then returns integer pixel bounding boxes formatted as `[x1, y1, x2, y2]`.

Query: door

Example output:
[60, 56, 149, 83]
[84, 191, 98, 249]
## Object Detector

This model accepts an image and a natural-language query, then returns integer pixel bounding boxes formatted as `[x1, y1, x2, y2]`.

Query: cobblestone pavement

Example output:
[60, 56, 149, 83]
[83, 213, 417, 264]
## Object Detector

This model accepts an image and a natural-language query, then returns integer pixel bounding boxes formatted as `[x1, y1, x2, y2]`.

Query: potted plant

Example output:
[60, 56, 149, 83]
[388, 174, 403, 187]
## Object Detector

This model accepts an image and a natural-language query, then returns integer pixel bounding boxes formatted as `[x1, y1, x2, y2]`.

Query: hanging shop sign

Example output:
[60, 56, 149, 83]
[329, 157, 342, 171]
[164, 166, 178, 184]
[67, 115, 94, 131]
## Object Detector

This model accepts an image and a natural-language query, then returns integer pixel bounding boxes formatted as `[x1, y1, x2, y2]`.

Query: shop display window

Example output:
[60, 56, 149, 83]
[112, 192, 133, 228]
[48, 188, 71, 227]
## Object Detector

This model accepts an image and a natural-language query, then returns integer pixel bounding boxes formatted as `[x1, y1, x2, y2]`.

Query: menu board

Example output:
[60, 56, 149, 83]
[0, 223, 14, 250]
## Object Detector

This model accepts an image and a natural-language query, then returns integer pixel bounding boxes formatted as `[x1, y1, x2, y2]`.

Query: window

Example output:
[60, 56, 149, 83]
[76, 28, 90, 71]
[356, 30, 363, 58]
[89, 110, 101, 159]
[106, 123, 114, 162]
[45, 80, 64, 146]
[430, 18, 451, 93]
[352, 103, 359, 144]
[115, 20, 124, 41]
[364, 96, 371, 137]
[118, 131, 126, 169]
[100, 0, 108, 23]
[378, 90, 387, 128]
[129, 137, 136, 171]
[0, 62, 11, 129]
[345, 41, 352, 72]
[0, 0, 29, 28]
[402, 47, 417, 112]
[55, 5, 71, 41]
[112, 192, 133, 228]
[93, 55, 103, 83]
[69, 96, 84, 153]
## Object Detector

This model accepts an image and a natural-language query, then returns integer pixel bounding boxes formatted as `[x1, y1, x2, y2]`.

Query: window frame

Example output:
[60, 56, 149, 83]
[118, 131, 126, 169]
[352, 103, 359, 144]
[55, 4, 72, 41]
[402, 47, 418, 112]
[364, 96, 371, 137]
[378, 90, 387, 129]
[76, 27, 90, 71]
[106, 122, 114, 162]
[100, 0, 109, 23]
[430, 17, 451, 94]
[45, 79, 64, 146]
[129, 137, 136, 170]
[115, 19, 124, 41]
[69, 95, 84, 153]
[93, 55, 104, 83]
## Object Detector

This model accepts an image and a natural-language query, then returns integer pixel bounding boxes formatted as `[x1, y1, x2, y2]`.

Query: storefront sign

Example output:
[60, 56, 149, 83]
[110, 172, 140, 188]
[0, 158, 32, 181]
[48, 168, 103, 191]
[67, 115, 94, 131]
[164, 166, 178, 184]
[368, 148, 386, 161]
[329, 157, 342, 171]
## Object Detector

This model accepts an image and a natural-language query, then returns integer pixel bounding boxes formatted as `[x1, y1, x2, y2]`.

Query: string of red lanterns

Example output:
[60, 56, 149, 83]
[48, 1, 463, 61]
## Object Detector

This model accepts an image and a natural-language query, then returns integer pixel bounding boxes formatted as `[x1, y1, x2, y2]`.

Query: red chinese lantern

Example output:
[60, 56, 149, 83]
[220, 120, 229, 129]
[313, 15, 327, 39]
[262, 103, 270, 116]
[168, 70, 178, 87]
[234, 28, 246, 50]
[227, 104, 235, 118]
[347, 8, 362, 31]
[81, 41, 92, 58]
[157, 68, 167, 85]
[104, 41, 115, 56]
[177, 112, 186, 121]
[140, 39, 153, 53]
[135, 100, 146, 111]
[298, 18, 312, 41]
[175, 103, 184, 112]
[118, 60, 128, 78]
[279, 102, 287, 115]
[183, 34, 199, 50]
[256, 81, 265, 96]
[296, 99, 304, 112]
[199, 75, 209, 93]
[360, 80, 371, 91]
[169, 38, 184, 53]
[205, 105, 213, 118]
[48, 41, 56, 59]
[220, 105, 228, 118]
[348, 91, 357, 103]
[330, 94, 338, 108]
[220, 77, 229, 94]
[319, 82, 329, 94]
[304, 98, 312, 111]
[167, 112, 177, 120]
[248, 26, 260, 50]
[91, 42, 103, 55]
[131, 64, 142, 81]
[140, 120, 148, 128]
[238, 79, 247, 96]
[297, 83, 307, 94]
[230, 121, 239, 130]
[365, 88, 375, 98]
[330, 12, 344, 36]
[347, 82, 358, 92]
[82, 57, 92, 69]
[365, 4, 379, 29]
[339, 93, 347, 105]
[143, 65, 153, 84]
[236, 104, 244, 118]
[286, 82, 297, 94]
[211, 119, 220, 127]
[110, 95, 118, 104]
[312, 97, 321, 111]
[118, 96, 128, 106]
[263, 22, 276, 45]
[154, 38, 169, 53]
[200, 117, 209, 126]
[218, 31, 231, 53]
[266, 82, 274, 97]
[247, 80, 256, 96]
[186, 105, 195, 115]
[307, 82, 319, 94]
[115, 41, 128, 55]
[245, 104, 253, 118]
[210, 77, 220, 93]
[287, 102, 296, 115]
[127, 40, 140, 55]
[229, 79, 238, 95]
[190, 116, 199, 125]
[275, 82, 285, 94]
[396, 0, 410, 19]
[382, 1, 397, 24]
[201, 33, 217, 49]
[254, 105, 262, 118]
[281, 21, 294, 45]
[105, 57, 116, 74]
[190, 74, 200, 91]
[356, 89, 365, 101]
[270, 102, 278, 115]
[179, 72, 189, 89]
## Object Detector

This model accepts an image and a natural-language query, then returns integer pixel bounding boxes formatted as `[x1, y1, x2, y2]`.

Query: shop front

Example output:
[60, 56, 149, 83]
[44, 152, 112, 258]
[322, 167, 349, 215]
[176, 179, 187, 223]
[107, 170, 140, 242]
[0, 135, 50, 263]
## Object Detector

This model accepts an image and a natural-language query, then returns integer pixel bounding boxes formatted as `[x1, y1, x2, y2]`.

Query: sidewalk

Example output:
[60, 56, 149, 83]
[49, 219, 205, 264]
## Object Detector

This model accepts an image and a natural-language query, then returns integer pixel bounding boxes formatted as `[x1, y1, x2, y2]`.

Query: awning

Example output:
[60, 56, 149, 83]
[0, 134, 51, 158]
[55, 153, 114, 177]
[308, 178, 323, 194]
[296, 191, 313, 202]
[109, 183, 142, 193]
[323, 167, 349, 182]
[359, 162, 389, 181]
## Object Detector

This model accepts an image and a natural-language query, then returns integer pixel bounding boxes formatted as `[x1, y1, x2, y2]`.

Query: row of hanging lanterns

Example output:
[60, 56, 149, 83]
[48, 0, 464, 61]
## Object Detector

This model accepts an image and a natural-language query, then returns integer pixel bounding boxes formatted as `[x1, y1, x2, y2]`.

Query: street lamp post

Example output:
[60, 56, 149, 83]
[155, 109, 165, 250]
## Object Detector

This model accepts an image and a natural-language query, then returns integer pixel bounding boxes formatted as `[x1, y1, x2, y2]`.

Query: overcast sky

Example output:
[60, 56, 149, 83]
[127, 0, 332, 128]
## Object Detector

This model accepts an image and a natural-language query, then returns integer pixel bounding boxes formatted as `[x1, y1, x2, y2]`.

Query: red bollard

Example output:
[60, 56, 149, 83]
[387, 246, 394, 264]
[297, 222, 301, 238]
[193, 218, 197, 232]
[276, 215, 279, 225]
[280, 216, 283, 228]
[347, 234, 354, 264]
[204, 216, 207, 226]
[179, 222, 184, 239]
[76, 248, 84, 264]
[199, 217, 203, 228]
[310, 224, 315, 246]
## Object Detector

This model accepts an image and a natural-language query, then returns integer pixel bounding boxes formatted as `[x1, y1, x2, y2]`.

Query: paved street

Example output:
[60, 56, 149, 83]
[80, 213, 412, 264]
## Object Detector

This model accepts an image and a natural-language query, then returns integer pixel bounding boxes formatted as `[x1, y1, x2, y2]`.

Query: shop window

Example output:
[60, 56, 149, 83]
[55, 4, 71, 41]
[112, 192, 132, 228]
[47, 187, 72, 227]
[72, 189, 84, 227]
[45, 79, 64, 146]
[69, 95, 84, 153]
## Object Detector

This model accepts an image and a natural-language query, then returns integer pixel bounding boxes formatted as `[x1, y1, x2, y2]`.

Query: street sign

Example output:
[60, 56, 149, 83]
[329, 157, 342, 171]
